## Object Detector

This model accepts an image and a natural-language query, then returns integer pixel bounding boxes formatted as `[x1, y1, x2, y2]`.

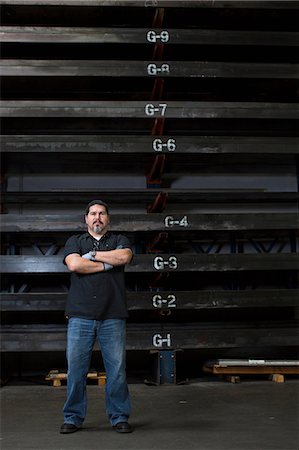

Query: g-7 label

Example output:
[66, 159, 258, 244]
[145, 103, 167, 117]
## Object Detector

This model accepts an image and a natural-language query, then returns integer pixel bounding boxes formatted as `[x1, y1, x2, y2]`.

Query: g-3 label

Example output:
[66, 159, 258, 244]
[153, 256, 178, 271]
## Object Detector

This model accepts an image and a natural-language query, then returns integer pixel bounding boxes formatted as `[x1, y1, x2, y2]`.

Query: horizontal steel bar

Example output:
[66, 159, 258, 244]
[1, 289, 298, 311]
[207, 359, 299, 367]
[2, 135, 298, 154]
[1, 27, 298, 46]
[1, 101, 298, 119]
[3, 190, 299, 205]
[1, 322, 297, 351]
[4, 154, 296, 176]
[1, 213, 298, 232]
[1, 60, 298, 78]
[204, 365, 299, 375]
[1, 254, 298, 273]
[0, 1, 296, 8]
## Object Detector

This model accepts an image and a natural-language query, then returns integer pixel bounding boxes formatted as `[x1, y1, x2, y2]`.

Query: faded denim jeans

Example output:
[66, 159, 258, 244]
[63, 317, 131, 427]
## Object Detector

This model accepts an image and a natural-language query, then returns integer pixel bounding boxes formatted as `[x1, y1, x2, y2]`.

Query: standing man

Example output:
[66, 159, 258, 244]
[60, 199, 133, 434]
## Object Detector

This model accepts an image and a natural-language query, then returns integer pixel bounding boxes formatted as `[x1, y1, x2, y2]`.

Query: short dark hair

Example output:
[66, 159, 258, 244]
[85, 200, 109, 216]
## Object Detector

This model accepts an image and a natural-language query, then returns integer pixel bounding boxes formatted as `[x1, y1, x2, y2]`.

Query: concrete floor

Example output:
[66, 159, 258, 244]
[1, 379, 299, 450]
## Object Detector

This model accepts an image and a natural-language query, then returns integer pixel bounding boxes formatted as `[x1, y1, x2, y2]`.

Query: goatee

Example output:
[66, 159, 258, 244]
[93, 225, 102, 234]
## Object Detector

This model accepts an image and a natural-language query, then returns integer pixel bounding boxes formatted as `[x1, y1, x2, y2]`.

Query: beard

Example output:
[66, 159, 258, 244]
[93, 224, 103, 234]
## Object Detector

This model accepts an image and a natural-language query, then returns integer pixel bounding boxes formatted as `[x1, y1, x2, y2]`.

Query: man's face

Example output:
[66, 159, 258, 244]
[85, 204, 109, 236]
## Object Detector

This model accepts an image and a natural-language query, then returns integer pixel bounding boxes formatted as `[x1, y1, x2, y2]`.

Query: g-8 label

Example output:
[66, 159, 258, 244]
[147, 63, 170, 76]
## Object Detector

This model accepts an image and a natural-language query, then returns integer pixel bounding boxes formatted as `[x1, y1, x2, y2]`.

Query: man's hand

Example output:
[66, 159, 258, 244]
[81, 251, 94, 261]
[81, 252, 114, 271]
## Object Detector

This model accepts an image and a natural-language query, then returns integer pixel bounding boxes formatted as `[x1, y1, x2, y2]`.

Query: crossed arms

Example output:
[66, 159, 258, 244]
[65, 248, 133, 274]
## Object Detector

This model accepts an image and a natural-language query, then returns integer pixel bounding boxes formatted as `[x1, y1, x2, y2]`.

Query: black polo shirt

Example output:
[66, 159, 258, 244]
[63, 232, 132, 320]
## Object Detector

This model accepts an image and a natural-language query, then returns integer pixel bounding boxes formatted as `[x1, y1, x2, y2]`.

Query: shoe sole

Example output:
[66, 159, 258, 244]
[60, 427, 80, 434]
[113, 427, 133, 433]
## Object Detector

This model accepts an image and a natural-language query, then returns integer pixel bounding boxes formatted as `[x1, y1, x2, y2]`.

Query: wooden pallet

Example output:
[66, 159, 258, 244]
[45, 370, 106, 387]
[203, 361, 299, 383]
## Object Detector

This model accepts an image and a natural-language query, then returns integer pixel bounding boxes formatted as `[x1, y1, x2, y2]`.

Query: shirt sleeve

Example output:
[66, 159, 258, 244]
[63, 235, 81, 264]
[116, 234, 133, 251]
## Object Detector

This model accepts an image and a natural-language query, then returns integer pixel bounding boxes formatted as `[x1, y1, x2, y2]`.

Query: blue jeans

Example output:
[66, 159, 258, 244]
[63, 317, 131, 427]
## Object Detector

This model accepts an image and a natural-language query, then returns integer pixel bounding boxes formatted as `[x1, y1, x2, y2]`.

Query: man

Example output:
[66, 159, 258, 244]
[60, 199, 133, 434]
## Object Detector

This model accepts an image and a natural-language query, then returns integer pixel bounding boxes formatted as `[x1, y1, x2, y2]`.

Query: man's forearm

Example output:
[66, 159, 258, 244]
[74, 260, 104, 274]
[65, 254, 104, 274]
[94, 249, 132, 266]
[82, 252, 113, 271]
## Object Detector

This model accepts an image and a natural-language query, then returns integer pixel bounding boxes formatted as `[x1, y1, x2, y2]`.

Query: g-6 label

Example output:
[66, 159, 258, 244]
[152, 138, 176, 152]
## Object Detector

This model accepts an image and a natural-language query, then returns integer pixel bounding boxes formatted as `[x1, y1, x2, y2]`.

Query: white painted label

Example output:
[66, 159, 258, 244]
[147, 30, 170, 43]
[153, 333, 172, 347]
[147, 63, 170, 76]
[153, 256, 178, 271]
[145, 103, 167, 116]
[164, 215, 189, 228]
[152, 138, 176, 152]
[152, 294, 177, 308]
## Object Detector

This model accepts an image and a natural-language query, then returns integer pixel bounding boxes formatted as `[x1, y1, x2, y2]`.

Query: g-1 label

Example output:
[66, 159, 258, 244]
[153, 333, 172, 348]
[152, 138, 176, 152]
[152, 294, 177, 308]
[147, 63, 170, 76]
[145, 103, 167, 117]
[147, 30, 169, 43]
[153, 256, 178, 271]
[164, 215, 189, 228]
